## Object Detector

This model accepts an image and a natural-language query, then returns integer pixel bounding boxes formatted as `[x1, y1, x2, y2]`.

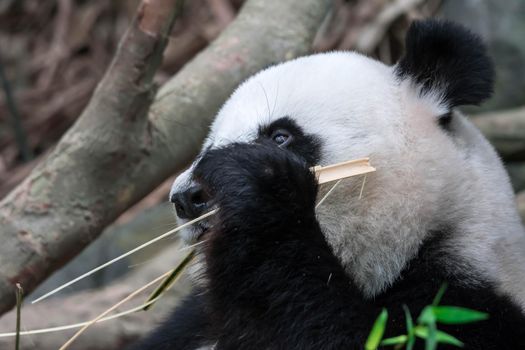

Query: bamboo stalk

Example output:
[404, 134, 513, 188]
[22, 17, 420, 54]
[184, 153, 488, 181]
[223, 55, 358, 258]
[32, 158, 375, 305]
[314, 158, 375, 184]
[1, 163, 373, 341]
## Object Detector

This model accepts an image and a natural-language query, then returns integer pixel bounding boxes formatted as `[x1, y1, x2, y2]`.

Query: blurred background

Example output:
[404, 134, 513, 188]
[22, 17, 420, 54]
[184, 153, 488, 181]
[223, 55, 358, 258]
[0, 0, 524, 349]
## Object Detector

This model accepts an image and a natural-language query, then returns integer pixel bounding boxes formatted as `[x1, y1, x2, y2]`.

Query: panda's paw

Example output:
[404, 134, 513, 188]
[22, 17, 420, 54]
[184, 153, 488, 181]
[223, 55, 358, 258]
[194, 142, 318, 221]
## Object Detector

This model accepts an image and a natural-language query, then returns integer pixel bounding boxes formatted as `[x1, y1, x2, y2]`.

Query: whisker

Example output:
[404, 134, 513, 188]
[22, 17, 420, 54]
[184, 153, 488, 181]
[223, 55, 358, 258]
[271, 79, 280, 118]
[259, 82, 272, 119]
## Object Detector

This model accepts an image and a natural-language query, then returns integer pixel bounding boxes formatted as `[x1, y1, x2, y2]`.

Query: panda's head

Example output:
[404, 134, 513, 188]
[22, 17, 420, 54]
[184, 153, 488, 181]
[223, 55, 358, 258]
[170, 20, 524, 298]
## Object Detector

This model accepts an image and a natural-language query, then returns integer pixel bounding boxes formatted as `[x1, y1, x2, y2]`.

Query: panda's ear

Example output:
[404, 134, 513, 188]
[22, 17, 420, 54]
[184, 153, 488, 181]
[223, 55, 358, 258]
[395, 19, 494, 110]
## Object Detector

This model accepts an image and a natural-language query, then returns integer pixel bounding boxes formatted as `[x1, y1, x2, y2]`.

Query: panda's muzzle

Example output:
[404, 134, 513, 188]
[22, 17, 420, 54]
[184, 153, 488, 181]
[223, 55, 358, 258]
[170, 184, 210, 220]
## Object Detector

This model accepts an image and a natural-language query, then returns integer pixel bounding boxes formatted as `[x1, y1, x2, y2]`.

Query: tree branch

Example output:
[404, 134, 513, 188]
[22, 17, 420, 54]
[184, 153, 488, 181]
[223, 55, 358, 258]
[518, 191, 525, 223]
[0, 0, 330, 315]
[354, 0, 425, 54]
[472, 106, 525, 161]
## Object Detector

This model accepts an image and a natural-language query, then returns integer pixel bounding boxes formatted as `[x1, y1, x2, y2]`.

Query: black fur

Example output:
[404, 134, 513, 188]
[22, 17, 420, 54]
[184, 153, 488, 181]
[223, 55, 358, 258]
[132, 143, 525, 350]
[395, 19, 494, 114]
[126, 291, 212, 350]
[438, 112, 453, 131]
[258, 116, 322, 166]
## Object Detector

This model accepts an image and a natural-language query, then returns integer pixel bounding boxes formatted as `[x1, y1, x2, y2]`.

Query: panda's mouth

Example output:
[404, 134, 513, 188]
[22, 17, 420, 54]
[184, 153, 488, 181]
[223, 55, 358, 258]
[195, 222, 212, 241]
[179, 217, 213, 244]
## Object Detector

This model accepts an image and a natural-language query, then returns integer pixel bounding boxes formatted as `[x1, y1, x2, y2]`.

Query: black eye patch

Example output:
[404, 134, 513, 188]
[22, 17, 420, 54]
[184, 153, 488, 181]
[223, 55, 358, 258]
[258, 116, 322, 166]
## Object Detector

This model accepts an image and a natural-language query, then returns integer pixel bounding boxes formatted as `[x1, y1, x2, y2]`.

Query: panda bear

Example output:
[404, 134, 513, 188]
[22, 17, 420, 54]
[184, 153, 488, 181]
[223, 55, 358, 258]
[131, 19, 525, 349]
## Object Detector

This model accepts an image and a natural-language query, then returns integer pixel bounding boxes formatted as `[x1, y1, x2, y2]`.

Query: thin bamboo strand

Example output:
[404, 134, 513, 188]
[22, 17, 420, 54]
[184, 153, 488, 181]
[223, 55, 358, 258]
[58, 269, 174, 350]
[31, 209, 218, 304]
[0, 163, 365, 339]
[32, 159, 375, 304]
[316, 179, 342, 209]
[0, 294, 163, 337]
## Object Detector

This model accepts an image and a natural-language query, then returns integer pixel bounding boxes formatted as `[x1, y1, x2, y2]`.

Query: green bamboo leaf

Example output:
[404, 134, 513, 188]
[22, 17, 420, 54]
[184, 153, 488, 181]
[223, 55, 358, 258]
[418, 306, 435, 325]
[426, 322, 437, 350]
[417, 305, 437, 350]
[365, 308, 389, 350]
[380, 335, 407, 346]
[432, 283, 448, 306]
[403, 305, 415, 350]
[415, 326, 464, 348]
[432, 306, 489, 324]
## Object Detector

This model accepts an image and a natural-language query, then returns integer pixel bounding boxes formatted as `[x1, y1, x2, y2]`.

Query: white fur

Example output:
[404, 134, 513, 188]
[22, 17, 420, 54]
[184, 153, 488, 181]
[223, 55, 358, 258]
[171, 52, 525, 309]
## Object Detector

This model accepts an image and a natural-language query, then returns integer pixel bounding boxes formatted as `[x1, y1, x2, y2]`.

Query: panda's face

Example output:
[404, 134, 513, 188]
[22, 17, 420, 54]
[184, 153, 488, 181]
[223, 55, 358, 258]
[171, 52, 416, 242]
[171, 51, 459, 263]
[204, 52, 402, 166]
[169, 20, 513, 298]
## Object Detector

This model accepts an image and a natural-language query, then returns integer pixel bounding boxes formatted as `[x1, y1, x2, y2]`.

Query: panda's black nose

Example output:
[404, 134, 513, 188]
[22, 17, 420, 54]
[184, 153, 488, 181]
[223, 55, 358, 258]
[170, 185, 209, 220]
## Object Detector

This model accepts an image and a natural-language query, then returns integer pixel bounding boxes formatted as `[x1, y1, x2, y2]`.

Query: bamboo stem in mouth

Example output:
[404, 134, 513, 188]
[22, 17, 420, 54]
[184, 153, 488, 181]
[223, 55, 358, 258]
[1, 158, 376, 342]
[31, 158, 375, 304]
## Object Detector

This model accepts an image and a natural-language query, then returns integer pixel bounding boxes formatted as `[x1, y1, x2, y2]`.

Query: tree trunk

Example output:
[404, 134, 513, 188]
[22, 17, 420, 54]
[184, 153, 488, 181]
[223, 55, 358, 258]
[0, 0, 331, 315]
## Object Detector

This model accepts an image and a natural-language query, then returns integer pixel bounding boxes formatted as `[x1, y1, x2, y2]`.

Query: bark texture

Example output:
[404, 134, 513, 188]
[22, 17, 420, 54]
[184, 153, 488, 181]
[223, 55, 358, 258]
[472, 106, 525, 161]
[518, 191, 525, 223]
[0, 0, 330, 315]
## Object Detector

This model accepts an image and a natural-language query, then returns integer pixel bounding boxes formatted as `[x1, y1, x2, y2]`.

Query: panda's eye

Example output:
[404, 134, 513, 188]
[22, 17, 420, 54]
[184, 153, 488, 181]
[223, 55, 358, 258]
[270, 129, 293, 147]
